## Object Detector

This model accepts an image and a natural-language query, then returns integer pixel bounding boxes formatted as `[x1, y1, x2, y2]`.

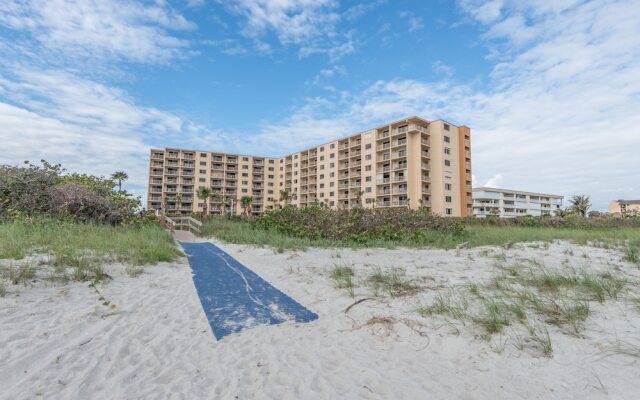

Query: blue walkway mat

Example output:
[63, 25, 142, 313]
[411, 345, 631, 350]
[181, 242, 318, 340]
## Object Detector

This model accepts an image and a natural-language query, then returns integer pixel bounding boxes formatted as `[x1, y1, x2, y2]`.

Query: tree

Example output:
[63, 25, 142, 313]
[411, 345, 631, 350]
[111, 171, 128, 192]
[240, 195, 253, 216]
[354, 188, 364, 207]
[569, 195, 591, 217]
[196, 187, 212, 217]
[210, 192, 222, 214]
[279, 190, 290, 206]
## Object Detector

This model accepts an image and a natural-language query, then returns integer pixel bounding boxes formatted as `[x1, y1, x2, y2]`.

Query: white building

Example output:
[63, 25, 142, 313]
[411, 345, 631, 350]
[473, 187, 563, 218]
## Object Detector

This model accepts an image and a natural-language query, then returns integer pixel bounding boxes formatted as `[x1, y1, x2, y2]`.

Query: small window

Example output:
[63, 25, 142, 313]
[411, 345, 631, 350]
[330, 143, 335, 149]
[330, 153, 335, 158]
[365, 165, 372, 171]
[365, 154, 372, 160]
[268, 167, 274, 171]
[330, 162, 335, 168]
[268, 175, 274, 179]
[320, 165, 324, 170]
[200, 161, 207, 166]
[243, 165, 248, 169]
[444, 160, 451, 167]
[294, 163, 298, 167]
[445, 183, 452, 191]
[366, 187, 372, 193]
[329, 192, 334, 197]
[330, 172, 335, 178]
[445, 196, 452, 203]
[444, 123, 450, 131]
[320, 146, 325, 151]
[242, 173, 248, 177]
[444, 136, 450, 143]
[242, 189, 248, 193]
[365, 144, 372, 149]
[199, 169, 206, 174]
[269, 159, 274, 164]
[320, 183, 324, 188]
[320, 156, 325, 161]
[329, 182, 334, 187]
[199, 178, 206, 182]
[294, 155, 298, 159]
[446, 208, 452, 215]
[200, 153, 207, 157]
[242, 181, 248, 185]
[243, 157, 249, 161]
[365, 176, 372, 182]
[268, 190, 273, 194]
[320, 174, 325, 179]
[320, 192, 325, 198]
[268, 182, 274, 186]
[444, 147, 451, 155]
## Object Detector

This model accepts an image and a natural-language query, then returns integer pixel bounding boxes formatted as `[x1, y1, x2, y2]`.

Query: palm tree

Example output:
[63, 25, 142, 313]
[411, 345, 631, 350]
[279, 190, 290, 206]
[111, 171, 128, 192]
[211, 192, 222, 214]
[569, 195, 591, 217]
[240, 195, 253, 216]
[354, 188, 364, 207]
[196, 187, 212, 217]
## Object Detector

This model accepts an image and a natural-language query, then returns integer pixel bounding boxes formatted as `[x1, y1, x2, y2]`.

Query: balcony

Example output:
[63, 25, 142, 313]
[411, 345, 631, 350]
[377, 131, 390, 140]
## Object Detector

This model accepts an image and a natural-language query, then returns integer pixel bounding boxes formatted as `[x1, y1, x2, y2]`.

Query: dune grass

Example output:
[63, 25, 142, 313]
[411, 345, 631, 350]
[201, 216, 640, 251]
[0, 218, 181, 265]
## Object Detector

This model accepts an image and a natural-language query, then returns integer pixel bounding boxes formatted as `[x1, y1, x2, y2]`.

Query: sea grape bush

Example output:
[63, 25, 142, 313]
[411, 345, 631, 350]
[252, 205, 466, 243]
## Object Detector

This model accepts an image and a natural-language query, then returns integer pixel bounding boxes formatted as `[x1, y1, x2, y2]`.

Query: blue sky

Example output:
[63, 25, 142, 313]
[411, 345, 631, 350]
[1, 0, 639, 210]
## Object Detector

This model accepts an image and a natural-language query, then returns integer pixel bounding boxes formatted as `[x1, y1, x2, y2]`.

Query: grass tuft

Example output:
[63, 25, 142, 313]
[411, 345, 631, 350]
[331, 265, 355, 297]
[367, 268, 419, 297]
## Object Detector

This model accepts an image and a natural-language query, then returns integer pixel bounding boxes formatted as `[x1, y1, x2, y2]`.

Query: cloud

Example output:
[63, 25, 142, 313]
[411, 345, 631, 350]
[484, 174, 504, 188]
[399, 11, 424, 32]
[220, 0, 355, 61]
[0, 0, 194, 64]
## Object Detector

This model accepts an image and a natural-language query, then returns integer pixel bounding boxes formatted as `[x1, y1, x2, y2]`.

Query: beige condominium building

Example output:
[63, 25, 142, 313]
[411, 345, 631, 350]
[147, 116, 472, 217]
[473, 187, 563, 218]
[608, 199, 640, 216]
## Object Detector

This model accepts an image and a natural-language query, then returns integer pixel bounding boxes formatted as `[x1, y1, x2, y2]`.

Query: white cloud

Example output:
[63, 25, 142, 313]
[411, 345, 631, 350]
[399, 11, 424, 32]
[0, 0, 194, 64]
[484, 174, 504, 188]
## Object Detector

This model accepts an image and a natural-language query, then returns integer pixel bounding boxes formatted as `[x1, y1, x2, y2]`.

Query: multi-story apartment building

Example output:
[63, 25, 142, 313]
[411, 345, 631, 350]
[473, 187, 563, 218]
[148, 116, 472, 217]
[608, 199, 640, 216]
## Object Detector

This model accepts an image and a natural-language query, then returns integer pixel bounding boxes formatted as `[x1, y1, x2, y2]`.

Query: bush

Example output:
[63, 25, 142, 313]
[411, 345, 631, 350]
[0, 160, 141, 224]
[251, 205, 465, 244]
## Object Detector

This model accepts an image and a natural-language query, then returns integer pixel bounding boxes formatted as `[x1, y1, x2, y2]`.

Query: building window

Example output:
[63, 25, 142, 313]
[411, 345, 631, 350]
[444, 123, 450, 131]
[242, 181, 248, 185]
[200, 153, 207, 157]
[445, 183, 452, 191]
[444, 135, 450, 143]
[330, 153, 335, 158]
[320, 156, 324, 161]
[446, 208, 452, 215]
[243, 165, 248, 169]
[320, 174, 324, 179]
[268, 190, 273, 194]
[320, 146, 325, 151]
[242, 173, 248, 177]
[242, 189, 248, 193]
[320, 183, 324, 188]
[294, 163, 298, 167]
[200, 161, 207, 166]
[329, 182, 334, 187]
[243, 157, 249, 161]
[444, 147, 451, 155]
[365, 154, 372, 160]
[320, 165, 324, 170]
[269, 159, 274, 164]
[445, 196, 452, 203]
[199, 178, 205, 182]
[268, 167, 274, 171]
[366, 187, 372, 193]
[320, 193, 325, 198]
[330, 143, 335, 149]
[444, 160, 451, 167]
[365, 165, 372, 171]
[330, 172, 335, 178]
[329, 192, 334, 197]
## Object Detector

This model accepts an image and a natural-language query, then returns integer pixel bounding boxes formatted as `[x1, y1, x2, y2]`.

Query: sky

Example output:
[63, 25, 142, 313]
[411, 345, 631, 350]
[0, 0, 639, 210]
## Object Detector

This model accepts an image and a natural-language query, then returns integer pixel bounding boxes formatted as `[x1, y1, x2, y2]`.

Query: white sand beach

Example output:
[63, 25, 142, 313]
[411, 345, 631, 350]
[1, 240, 639, 399]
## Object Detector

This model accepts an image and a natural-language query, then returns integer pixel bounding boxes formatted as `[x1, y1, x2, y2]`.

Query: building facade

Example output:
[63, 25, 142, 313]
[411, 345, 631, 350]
[608, 199, 640, 216]
[148, 116, 472, 217]
[473, 187, 563, 218]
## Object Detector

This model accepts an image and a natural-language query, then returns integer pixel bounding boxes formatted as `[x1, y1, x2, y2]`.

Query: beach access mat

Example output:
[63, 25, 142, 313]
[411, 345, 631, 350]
[181, 242, 318, 340]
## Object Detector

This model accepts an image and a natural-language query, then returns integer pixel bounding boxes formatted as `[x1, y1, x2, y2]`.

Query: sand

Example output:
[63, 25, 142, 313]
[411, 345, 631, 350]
[1, 240, 639, 399]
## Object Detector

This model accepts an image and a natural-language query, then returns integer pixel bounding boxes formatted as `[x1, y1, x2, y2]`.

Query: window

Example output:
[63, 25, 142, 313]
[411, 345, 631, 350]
[243, 165, 248, 169]
[294, 171, 298, 176]
[200, 153, 207, 157]
[330, 153, 335, 158]
[366, 187, 372, 193]
[294, 179, 298, 184]
[243, 157, 249, 161]
[365, 144, 372, 149]
[446, 208, 452, 215]
[320, 193, 325, 198]
[280, 166, 283, 171]
[294, 163, 298, 167]
[330, 172, 335, 178]
[199, 178, 206, 182]
[320, 184, 324, 188]
[365, 154, 372, 160]
[199, 169, 206, 174]
[320, 146, 325, 151]
[242, 189, 248, 193]
[268, 190, 273, 194]
[269, 159, 274, 164]
[320, 174, 324, 179]
[444, 147, 451, 155]
[365, 165, 372, 171]
[445, 183, 452, 191]
[444, 136, 450, 143]
[444, 160, 451, 167]
[242, 181, 248, 185]
[200, 161, 207, 166]
[242, 173, 248, 177]
[294, 155, 298, 159]
[444, 123, 450, 131]
[268, 175, 274, 179]
[320, 156, 325, 161]
[329, 191, 334, 197]
[329, 182, 334, 187]
[320, 165, 324, 170]
[330, 143, 335, 149]
[445, 196, 452, 203]
[268, 167, 274, 171]
[330, 162, 335, 168]
[365, 176, 372, 182]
